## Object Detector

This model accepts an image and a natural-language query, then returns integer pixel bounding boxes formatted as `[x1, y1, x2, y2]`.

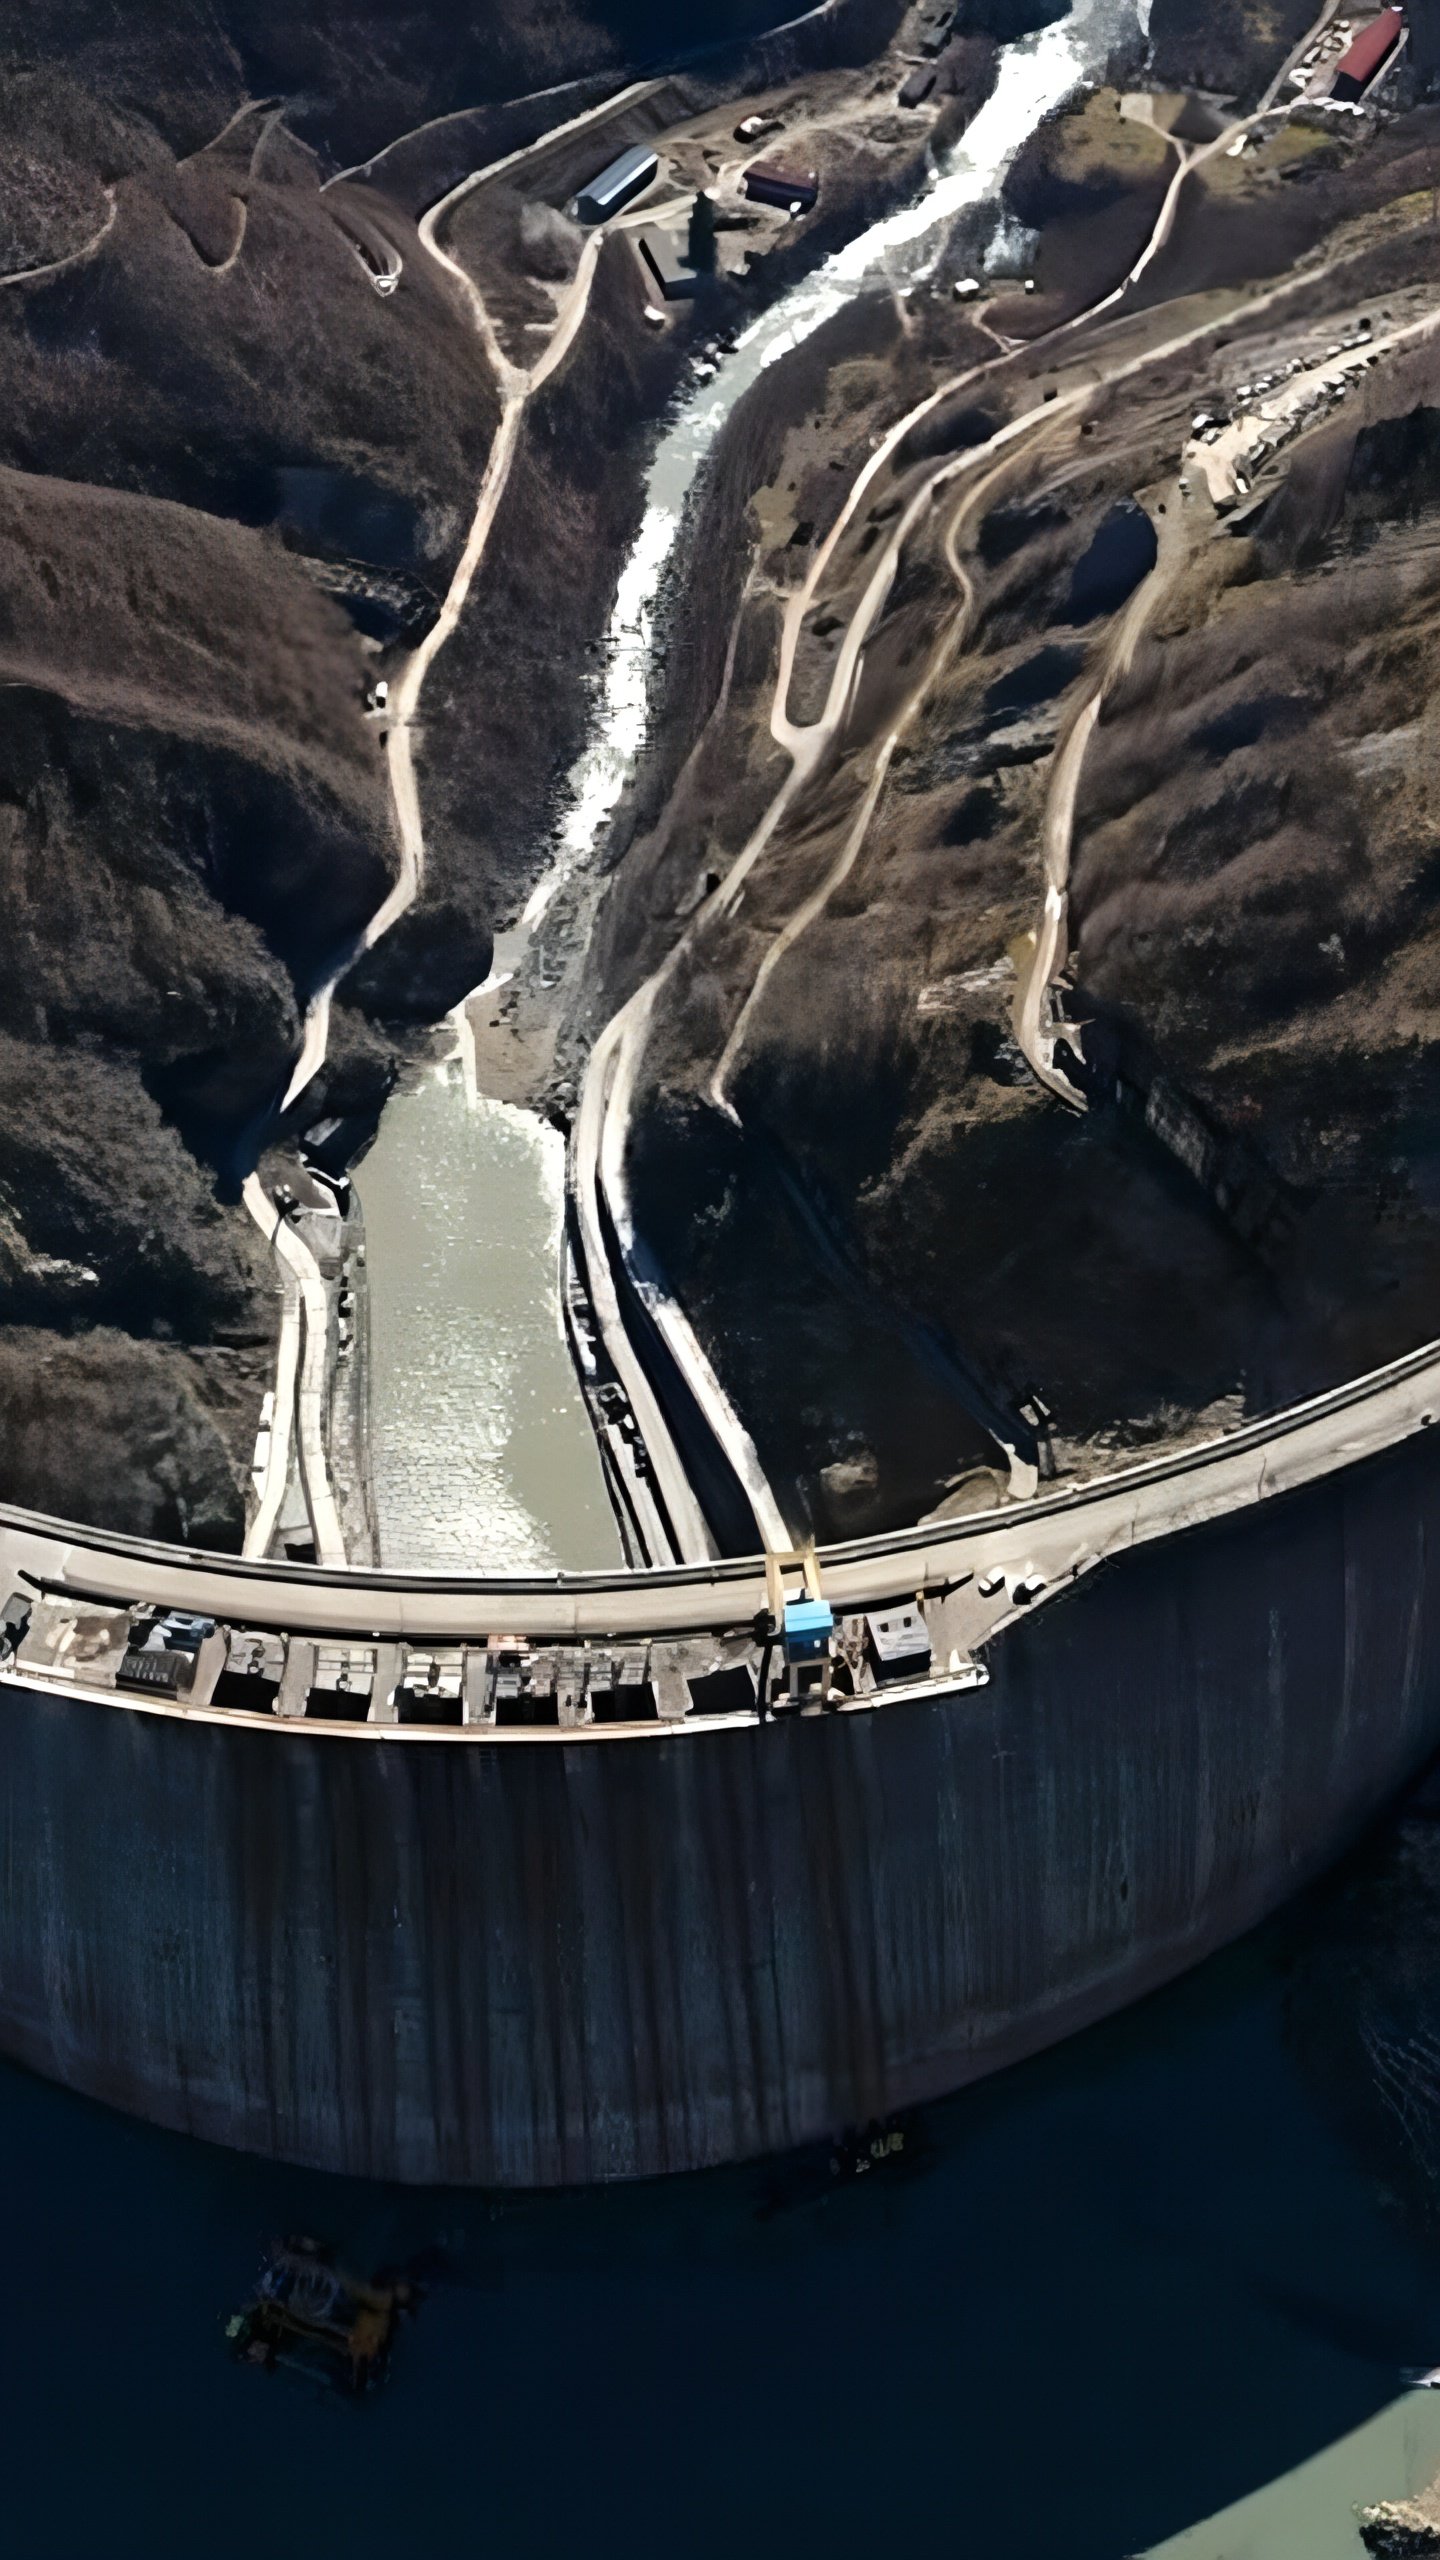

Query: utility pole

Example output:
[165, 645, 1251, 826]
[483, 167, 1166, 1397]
[687, 189, 717, 277]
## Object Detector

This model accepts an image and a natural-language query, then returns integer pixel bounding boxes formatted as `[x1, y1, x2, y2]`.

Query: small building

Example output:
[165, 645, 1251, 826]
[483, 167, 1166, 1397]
[0, 1590, 30, 1658]
[865, 1606, 932, 1685]
[635, 226, 699, 302]
[743, 160, 819, 213]
[576, 143, 659, 224]
[918, 18, 952, 53]
[1331, 7, 1404, 98]
[782, 1597, 833, 1666]
[899, 67, 937, 105]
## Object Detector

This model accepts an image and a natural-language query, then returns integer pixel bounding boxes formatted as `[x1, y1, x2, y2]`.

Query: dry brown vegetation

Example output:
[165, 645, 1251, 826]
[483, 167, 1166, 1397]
[0, 0, 954, 1535]
[603, 98, 1440, 1532]
[5, 0, 828, 1535]
[1074, 357, 1440, 1393]
[1148, 0, 1318, 105]
[0, 1328, 260, 1546]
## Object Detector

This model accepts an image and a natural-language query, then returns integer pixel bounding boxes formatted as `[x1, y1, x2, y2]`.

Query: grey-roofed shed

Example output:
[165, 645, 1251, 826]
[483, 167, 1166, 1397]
[576, 144, 659, 223]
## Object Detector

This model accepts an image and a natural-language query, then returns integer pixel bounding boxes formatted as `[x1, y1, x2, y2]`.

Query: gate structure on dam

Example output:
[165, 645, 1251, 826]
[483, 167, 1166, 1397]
[0, 1338, 1438, 2182]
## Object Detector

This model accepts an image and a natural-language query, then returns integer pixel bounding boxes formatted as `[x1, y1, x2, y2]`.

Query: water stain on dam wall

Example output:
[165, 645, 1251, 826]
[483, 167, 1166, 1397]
[1, 1423, 1438, 2184]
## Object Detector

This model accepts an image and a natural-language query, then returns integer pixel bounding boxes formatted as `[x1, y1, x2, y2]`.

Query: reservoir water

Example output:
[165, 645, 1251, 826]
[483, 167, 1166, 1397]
[8, 1802, 1440, 2558]
[358, 0, 1140, 1567]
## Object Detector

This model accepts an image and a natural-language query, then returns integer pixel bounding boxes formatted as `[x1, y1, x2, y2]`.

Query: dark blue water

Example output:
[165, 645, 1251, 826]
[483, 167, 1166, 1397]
[4, 1831, 1439, 2560]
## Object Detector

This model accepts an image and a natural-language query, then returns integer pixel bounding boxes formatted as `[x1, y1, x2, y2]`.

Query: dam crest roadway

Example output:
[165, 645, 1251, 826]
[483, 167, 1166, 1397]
[4, 1328, 1439, 1726]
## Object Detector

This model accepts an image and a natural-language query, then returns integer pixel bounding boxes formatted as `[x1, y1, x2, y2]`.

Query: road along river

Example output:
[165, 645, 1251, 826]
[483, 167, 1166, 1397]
[358, 0, 1142, 1569]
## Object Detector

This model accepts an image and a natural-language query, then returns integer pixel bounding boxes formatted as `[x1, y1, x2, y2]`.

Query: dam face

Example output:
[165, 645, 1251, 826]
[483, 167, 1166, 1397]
[1, 1425, 1437, 2186]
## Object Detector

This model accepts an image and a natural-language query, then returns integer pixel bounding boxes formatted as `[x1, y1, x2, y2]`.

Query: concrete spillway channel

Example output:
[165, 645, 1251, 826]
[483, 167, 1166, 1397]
[1, 1334, 1439, 2181]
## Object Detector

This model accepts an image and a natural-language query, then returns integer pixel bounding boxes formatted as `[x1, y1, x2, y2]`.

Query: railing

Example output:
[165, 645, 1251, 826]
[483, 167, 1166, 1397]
[0, 1327, 1435, 1731]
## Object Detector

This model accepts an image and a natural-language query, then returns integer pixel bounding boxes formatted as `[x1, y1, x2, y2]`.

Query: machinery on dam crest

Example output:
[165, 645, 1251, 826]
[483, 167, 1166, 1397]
[2, 1330, 1440, 2185]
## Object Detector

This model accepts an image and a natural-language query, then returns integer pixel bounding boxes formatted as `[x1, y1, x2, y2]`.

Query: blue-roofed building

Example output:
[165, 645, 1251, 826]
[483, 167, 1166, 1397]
[576, 144, 659, 224]
[783, 1597, 833, 1665]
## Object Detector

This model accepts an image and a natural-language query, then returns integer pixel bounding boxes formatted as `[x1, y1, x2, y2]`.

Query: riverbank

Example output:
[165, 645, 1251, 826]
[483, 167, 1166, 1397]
[347, 23, 976, 1032]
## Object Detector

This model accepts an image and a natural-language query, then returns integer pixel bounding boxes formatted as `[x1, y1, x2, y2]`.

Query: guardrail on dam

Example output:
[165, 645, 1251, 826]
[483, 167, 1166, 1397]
[0, 1337, 1438, 2180]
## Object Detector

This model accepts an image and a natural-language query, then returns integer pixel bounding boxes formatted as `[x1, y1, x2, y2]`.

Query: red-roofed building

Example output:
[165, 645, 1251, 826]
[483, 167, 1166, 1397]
[743, 162, 819, 212]
[1331, 7, 1405, 99]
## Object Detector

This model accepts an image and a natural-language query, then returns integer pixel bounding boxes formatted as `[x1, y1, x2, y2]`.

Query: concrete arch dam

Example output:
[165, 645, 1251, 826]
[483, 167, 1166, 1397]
[1, 1338, 1439, 2183]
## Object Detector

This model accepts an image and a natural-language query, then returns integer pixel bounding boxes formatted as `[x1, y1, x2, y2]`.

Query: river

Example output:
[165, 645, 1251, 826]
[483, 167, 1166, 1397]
[360, 1067, 618, 1570]
[358, 0, 1140, 1570]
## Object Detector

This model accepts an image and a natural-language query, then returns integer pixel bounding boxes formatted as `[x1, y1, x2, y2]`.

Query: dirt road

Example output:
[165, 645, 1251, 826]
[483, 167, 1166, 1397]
[0, 189, 117, 290]
[259, 100, 649, 1554]
[579, 0, 1368, 1541]
[240, 1175, 346, 1567]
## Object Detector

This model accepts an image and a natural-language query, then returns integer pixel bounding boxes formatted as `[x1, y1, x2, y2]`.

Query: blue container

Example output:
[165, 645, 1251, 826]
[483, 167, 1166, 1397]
[783, 1598, 834, 1664]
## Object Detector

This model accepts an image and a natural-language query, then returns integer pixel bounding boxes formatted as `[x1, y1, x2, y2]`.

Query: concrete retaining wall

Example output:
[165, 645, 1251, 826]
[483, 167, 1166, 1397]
[1, 1425, 1437, 2184]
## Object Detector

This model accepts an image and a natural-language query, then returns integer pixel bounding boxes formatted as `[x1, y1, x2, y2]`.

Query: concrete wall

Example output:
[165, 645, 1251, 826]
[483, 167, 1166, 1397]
[2, 1425, 1438, 2184]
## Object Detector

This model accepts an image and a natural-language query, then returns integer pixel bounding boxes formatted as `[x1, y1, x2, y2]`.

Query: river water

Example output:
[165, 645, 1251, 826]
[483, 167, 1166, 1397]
[359, 0, 1140, 1570]
[361, 1067, 618, 1570]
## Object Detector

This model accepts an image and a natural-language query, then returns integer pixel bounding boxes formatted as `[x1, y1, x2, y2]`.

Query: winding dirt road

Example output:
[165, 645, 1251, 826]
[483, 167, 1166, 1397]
[0, 189, 117, 291]
[259, 101, 632, 1555]
[1012, 482, 1188, 1102]
[577, 0, 1362, 1545]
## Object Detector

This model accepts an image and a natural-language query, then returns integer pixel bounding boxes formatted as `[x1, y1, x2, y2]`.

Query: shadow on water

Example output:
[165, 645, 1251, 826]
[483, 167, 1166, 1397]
[7, 1804, 1440, 2557]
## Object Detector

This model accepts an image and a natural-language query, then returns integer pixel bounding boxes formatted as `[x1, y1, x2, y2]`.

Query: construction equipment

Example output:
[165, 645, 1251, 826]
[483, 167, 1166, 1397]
[226, 2238, 416, 2395]
[765, 1544, 836, 1706]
